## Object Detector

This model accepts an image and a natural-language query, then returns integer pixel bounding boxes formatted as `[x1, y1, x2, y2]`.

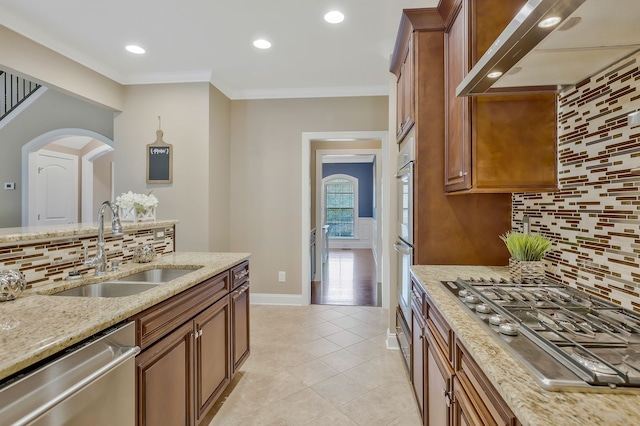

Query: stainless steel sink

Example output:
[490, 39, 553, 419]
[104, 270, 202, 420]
[117, 267, 199, 283]
[52, 282, 160, 297]
[51, 267, 201, 297]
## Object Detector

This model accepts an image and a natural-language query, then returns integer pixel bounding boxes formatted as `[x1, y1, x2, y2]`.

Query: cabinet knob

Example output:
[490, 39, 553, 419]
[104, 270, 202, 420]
[458, 171, 463, 177]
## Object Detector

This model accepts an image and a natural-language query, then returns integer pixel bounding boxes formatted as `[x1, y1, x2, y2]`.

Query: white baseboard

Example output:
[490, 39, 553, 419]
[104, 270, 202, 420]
[250, 293, 305, 306]
[386, 329, 399, 350]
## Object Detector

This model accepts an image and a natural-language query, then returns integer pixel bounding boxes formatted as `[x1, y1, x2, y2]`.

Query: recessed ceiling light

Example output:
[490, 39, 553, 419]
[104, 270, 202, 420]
[253, 39, 271, 49]
[324, 11, 345, 24]
[538, 16, 562, 28]
[125, 45, 145, 54]
[487, 71, 503, 79]
[558, 16, 581, 32]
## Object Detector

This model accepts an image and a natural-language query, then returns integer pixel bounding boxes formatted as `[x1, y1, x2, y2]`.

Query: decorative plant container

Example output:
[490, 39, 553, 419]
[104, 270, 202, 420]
[118, 205, 156, 223]
[115, 191, 158, 223]
[509, 258, 545, 282]
[500, 231, 552, 282]
[0, 270, 27, 302]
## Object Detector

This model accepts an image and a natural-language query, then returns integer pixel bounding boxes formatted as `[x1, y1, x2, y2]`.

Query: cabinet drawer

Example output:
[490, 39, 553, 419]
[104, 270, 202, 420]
[411, 277, 426, 318]
[426, 294, 453, 362]
[455, 339, 519, 426]
[132, 271, 230, 349]
[231, 261, 249, 290]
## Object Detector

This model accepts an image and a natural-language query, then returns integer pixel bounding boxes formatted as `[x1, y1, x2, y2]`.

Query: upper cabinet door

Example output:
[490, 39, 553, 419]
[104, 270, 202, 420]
[444, 2, 471, 192]
[444, 0, 558, 194]
[396, 36, 415, 142]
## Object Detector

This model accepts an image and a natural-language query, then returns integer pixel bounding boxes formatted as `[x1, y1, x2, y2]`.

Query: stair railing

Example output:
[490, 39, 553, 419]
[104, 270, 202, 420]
[0, 70, 42, 121]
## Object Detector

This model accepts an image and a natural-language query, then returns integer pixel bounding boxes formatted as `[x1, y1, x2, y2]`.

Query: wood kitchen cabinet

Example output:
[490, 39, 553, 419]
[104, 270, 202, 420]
[132, 263, 250, 425]
[411, 280, 426, 419]
[391, 8, 512, 267]
[396, 36, 414, 141]
[231, 261, 250, 374]
[194, 297, 231, 423]
[425, 325, 453, 426]
[410, 274, 517, 425]
[453, 341, 519, 426]
[136, 321, 194, 426]
[444, 0, 557, 193]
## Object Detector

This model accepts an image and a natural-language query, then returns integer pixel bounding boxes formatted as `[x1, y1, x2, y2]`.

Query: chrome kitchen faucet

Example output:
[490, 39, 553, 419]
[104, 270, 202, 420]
[85, 201, 123, 276]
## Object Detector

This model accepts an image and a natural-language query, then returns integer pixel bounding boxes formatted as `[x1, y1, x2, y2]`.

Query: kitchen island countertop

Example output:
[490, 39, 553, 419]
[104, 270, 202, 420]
[0, 252, 250, 382]
[411, 265, 640, 426]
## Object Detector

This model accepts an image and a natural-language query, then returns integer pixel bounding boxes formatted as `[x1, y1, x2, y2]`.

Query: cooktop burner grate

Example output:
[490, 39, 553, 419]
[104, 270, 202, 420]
[441, 278, 640, 391]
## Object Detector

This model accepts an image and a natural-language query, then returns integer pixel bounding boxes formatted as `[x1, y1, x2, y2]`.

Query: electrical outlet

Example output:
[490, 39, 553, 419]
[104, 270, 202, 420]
[278, 271, 286, 282]
[3, 182, 15, 190]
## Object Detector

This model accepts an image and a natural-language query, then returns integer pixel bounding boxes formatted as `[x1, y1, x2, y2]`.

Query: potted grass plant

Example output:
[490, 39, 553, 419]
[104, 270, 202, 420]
[500, 231, 552, 281]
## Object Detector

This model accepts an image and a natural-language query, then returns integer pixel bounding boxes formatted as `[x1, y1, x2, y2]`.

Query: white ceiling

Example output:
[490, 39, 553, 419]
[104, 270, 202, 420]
[0, 0, 437, 100]
[49, 136, 93, 151]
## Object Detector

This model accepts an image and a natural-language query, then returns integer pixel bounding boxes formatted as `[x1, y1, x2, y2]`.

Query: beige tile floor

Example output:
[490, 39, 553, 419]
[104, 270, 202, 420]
[207, 304, 422, 426]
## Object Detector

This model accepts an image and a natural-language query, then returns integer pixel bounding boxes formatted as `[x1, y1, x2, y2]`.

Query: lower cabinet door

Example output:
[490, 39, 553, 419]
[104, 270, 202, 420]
[136, 321, 194, 426]
[452, 376, 483, 426]
[194, 296, 231, 423]
[411, 309, 425, 420]
[425, 329, 453, 426]
[231, 283, 250, 374]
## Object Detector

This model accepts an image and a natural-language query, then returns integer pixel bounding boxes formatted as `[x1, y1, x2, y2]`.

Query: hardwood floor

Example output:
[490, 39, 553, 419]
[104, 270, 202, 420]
[311, 249, 379, 307]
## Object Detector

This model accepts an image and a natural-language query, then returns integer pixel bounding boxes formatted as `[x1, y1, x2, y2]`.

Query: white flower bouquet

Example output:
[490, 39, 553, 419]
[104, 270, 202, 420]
[115, 191, 158, 222]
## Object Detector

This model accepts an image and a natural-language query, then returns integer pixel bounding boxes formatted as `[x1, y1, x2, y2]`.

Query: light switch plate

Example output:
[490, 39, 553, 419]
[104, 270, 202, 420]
[3, 182, 15, 190]
[629, 111, 640, 127]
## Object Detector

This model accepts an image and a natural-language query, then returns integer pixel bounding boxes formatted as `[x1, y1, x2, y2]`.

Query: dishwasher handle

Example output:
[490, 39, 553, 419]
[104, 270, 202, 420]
[14, 345, 140, 426]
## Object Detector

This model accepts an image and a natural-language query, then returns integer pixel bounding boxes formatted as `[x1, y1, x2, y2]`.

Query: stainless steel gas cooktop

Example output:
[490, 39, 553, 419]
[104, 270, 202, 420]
[441, 278, 640, 392]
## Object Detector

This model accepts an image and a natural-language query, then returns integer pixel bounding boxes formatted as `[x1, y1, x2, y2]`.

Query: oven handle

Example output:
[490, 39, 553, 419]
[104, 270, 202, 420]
[394, 240, 412, 256]
[394, 161, 413, 179]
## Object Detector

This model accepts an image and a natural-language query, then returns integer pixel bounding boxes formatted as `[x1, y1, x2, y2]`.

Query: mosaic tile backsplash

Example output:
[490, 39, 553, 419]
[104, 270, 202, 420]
[0, 226, 175, 290]
[513, 52, 640, 311]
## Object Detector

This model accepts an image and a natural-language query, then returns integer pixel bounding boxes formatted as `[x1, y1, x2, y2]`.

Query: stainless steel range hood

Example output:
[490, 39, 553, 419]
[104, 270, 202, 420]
[457, 0, 640, 96]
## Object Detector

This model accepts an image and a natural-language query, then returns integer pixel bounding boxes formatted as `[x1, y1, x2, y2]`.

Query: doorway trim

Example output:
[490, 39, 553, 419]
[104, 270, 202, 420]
[81, 144, 114, 223]
[302, 131, 390, 308]
[21, 128, 114, 226]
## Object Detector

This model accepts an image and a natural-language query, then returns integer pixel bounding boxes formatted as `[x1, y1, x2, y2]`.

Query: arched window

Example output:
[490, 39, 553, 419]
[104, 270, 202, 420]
[323, 174, 358, 238]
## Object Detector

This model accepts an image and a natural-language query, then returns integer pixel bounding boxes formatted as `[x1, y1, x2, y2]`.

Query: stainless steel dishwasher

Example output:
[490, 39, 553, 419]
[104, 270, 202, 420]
[0, 322, 140, 425]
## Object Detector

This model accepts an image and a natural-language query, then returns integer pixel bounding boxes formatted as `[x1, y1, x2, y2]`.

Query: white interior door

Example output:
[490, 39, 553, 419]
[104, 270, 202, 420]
[30, 150, 78, 226]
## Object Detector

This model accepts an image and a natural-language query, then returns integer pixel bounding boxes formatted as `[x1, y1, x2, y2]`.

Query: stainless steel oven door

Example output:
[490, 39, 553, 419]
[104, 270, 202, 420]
[395, 161, 413, 246]
[394, 239, 413, 325]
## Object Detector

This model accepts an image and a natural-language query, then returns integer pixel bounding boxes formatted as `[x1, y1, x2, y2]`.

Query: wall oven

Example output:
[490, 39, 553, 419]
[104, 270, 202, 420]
[394, 131, 414, 371]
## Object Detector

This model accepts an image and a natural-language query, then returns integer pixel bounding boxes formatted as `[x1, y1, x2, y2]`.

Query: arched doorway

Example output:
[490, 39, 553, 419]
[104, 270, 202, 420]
[21, 128, 114, 226]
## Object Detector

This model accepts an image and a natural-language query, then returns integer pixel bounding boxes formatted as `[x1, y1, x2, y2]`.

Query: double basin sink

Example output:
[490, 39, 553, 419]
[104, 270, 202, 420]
[52, 267, 201, 298]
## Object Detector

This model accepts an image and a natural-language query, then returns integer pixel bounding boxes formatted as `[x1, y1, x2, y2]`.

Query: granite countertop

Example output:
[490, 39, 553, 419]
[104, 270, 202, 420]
[0, 220, 178, 244]
[0, 251, 250, 382]
[411, 265, 640, 426]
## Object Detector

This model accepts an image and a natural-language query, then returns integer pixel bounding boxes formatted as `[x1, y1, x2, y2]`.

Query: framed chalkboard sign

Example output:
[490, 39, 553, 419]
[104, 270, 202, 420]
[146, 129, 173, 183]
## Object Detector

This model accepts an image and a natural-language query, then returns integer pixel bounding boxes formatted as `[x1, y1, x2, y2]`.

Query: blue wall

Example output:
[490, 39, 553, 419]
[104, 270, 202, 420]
[323, 162, 374, 218]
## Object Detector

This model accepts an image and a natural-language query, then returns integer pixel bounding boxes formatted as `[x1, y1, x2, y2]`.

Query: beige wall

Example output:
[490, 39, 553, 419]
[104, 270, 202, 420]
[229, 96, 388, 296]
[113, 83, 212, 251]
[208, 84, 232, 251]
[0, 25, 124, 111]
[92, 151, 114, 220]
